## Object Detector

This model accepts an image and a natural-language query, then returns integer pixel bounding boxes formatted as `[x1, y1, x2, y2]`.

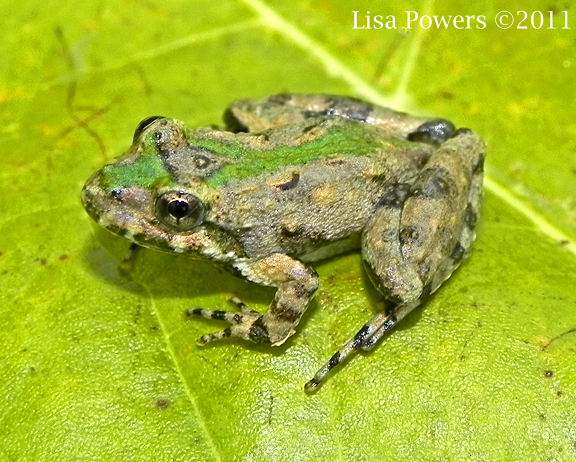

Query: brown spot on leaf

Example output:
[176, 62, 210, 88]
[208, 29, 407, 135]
[156, 399, 170, 409]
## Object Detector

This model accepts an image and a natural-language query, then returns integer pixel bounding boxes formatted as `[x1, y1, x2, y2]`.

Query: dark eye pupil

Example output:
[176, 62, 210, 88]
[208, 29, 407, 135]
[167, 200, 190, 219]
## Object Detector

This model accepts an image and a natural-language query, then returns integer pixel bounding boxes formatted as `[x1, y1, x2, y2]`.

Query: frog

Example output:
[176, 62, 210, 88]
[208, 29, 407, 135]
[81, 94, 485, 391]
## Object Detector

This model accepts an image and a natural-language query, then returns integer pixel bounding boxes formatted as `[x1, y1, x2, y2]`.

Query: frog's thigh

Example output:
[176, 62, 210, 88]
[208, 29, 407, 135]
[362, 133, 483, 309]
[399, 132, 485, 292]
[361, 188, 424, 305]
[191, 254, 319, 346]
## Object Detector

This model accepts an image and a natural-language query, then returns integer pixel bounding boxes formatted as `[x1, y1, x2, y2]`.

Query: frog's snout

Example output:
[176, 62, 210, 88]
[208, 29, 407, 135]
[81, 172, 107, 225]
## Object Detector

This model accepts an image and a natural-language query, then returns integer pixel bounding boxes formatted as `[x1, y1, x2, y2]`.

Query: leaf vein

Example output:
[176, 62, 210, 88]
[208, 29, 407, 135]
[42, 20, 260, 91]
[144, 289, 222, 462]
[239, 0, 393, 107]
[484, 176, 576, 256]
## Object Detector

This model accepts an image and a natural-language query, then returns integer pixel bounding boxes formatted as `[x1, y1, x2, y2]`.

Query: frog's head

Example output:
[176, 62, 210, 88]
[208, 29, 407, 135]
[81, 117, 228, 254]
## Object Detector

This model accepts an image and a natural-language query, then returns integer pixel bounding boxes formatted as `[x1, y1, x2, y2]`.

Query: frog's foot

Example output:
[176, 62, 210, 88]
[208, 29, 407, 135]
[305, 302, 419, 392]
[186, 297, 267, 345]
[118, 243, 141, 277]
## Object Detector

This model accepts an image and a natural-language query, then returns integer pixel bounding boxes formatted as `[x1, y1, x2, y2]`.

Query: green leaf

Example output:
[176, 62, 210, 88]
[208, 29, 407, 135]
[2, 0, 576, 460]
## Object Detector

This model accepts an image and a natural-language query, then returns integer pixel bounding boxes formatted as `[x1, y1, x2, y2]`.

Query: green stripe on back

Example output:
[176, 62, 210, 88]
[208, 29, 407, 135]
[188, 121, 411, 187]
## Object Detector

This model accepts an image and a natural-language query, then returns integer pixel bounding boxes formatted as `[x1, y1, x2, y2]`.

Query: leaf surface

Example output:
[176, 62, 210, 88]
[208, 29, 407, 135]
[1, 0, 576, 460]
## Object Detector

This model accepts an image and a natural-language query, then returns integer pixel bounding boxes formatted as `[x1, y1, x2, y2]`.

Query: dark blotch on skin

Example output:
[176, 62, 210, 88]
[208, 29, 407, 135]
[210, 310, 227, 320]
[304, 97, 373, 123]
[269, 93, 292, 104]
[399, 226, 421, 248]
[450, 242, 466, 262]
[409, 167, 453, 198]
[82, 199, 102, 223]
[185, 308, 200, 317]
[342, 103, 373, 123]
[327, 351, 342, 370]
[249, 317, 271, 343]
[273, 303, 301, 323]
[221, 327, 232, 338]
[276, 172, 300, 191]
[303, 97, 338, 119]
[473, 153, 486, 175]
[351, 324, 371, 348]
[465, 204, 478, 229]
[361, 318, 394, 349]
[191, 153, 214, 170]
[407, 119, 456, 144]
[377, 183, 412, 208]
[160, 145, 219, 179]
[303, 109, 332, 119]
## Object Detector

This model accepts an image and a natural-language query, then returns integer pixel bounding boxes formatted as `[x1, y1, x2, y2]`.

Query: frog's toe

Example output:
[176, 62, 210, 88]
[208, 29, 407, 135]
[186, 308, 243, 324]
[186, 307, 265, 344]
[228, 297, 260, 315]
[197, 327, 233, 345]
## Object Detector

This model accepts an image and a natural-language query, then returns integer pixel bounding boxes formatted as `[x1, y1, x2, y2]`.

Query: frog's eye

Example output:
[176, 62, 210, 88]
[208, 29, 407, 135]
[155, 191, 205, 232]
[133, 116, 165, 143]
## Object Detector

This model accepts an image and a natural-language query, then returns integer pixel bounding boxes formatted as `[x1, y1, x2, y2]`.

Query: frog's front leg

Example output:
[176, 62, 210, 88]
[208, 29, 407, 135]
[187, 254, 319, 346]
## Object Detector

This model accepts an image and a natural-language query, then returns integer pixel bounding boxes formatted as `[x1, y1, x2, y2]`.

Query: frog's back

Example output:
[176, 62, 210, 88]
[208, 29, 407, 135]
[203, 117, 434, 259]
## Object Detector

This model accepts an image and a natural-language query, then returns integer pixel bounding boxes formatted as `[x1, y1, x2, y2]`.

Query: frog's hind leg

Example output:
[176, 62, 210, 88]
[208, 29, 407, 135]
[305, 301, 418, 391]
[306, 130, 485, 391]
[306, 187, 423, 391]
[226, 93, 457, 142]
